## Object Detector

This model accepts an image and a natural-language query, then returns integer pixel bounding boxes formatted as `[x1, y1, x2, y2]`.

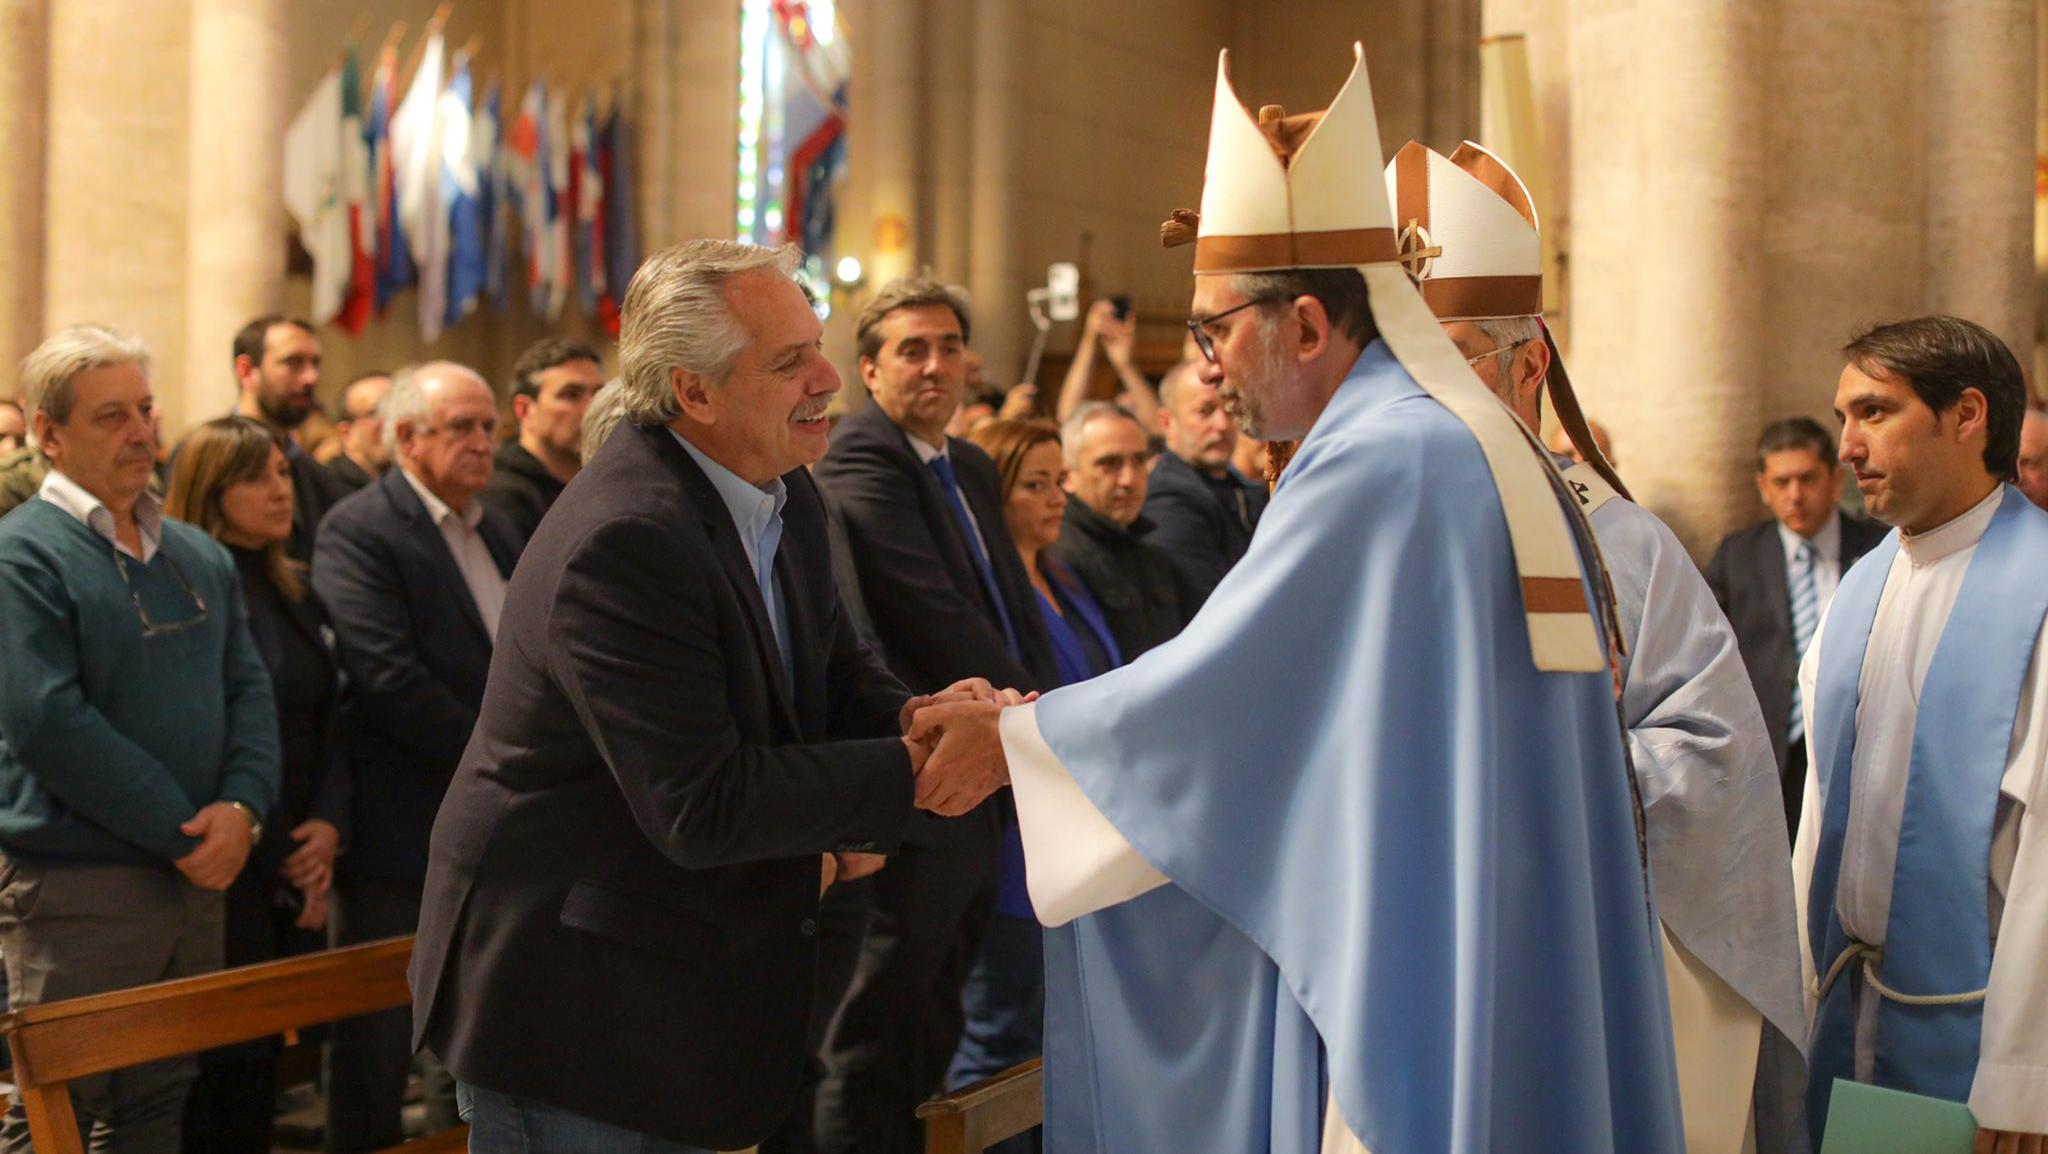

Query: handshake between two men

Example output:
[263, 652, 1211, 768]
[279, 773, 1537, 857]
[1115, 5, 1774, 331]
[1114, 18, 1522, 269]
[830, 678, 1035, 892]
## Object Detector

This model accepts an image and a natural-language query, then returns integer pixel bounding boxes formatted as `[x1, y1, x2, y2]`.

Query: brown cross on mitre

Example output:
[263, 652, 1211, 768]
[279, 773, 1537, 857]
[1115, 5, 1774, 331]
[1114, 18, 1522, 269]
[1397, 218, 1441, 284]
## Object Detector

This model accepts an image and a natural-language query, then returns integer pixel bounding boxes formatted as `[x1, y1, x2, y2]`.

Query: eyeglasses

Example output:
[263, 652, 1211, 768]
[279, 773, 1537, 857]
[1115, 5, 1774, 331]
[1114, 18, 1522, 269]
[1463, 339, 1531, 366]
[1186, 296, 1283, 365]
[111, 549, 210, 639]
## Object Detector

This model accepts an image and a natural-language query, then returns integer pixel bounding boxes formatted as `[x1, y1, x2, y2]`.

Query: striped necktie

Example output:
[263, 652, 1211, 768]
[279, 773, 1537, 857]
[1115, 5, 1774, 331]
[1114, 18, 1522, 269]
[1788, 539, 1819, 745]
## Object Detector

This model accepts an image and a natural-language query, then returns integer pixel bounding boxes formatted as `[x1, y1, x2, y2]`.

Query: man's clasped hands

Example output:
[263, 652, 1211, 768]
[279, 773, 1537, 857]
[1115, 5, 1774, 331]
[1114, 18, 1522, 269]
[822, 677, 1033, 894]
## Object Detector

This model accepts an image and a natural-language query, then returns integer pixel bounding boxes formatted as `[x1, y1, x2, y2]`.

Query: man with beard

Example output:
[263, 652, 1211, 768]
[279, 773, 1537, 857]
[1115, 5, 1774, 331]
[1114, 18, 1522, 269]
[1142, 359, 1267, 609]
[231, 315, 352, 556]
[904, 44, 1683, 1154]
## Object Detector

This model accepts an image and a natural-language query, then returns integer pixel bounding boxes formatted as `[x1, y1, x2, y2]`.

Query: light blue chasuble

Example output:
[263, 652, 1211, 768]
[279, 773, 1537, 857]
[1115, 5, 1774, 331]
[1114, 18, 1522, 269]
[1030, 342, 1684, 1154]
[1806, 486, 2048, 1132]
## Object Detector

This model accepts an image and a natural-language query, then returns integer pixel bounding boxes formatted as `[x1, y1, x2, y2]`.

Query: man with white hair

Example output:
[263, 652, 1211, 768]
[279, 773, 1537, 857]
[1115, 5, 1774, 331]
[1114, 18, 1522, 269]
[0, 323, 278, 1152]
[313, 361, 519, 1153]
[410, 241, 999, 1152]
[1388, 138, 1806, 1153]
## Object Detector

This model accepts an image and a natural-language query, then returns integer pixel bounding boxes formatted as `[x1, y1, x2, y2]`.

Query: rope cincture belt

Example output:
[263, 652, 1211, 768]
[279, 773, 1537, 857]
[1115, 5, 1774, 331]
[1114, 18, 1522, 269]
[1810, 941, 1989, 1008]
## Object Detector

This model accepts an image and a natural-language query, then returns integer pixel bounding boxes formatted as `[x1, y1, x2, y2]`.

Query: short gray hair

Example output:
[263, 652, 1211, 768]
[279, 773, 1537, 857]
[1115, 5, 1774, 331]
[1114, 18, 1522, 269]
[581, 377, 628, 462]
[20, 323, 151, 425]
[616, 240, 805, 428]
[1474, 316, 1545, 356]
[381, 360, 489, 460]
[1060, 400, 1144, 469]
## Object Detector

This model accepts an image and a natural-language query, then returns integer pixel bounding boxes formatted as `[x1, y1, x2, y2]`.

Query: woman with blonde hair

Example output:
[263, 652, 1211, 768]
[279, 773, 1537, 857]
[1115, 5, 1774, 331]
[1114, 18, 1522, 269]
[167, 415, 349, 1154]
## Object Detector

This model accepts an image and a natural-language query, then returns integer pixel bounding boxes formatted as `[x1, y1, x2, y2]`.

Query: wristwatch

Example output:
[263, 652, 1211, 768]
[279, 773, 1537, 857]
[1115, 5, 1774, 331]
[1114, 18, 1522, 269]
[225, 801, 263, 846]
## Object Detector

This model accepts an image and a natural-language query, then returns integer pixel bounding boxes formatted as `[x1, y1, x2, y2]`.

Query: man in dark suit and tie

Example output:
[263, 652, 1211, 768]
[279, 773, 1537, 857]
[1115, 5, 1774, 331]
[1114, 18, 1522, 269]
[410, 242, 996, 1152]
[312, 361, 521, 1153]
[811, 276, 1057, 1154]
[1706, 416, 1886, 839]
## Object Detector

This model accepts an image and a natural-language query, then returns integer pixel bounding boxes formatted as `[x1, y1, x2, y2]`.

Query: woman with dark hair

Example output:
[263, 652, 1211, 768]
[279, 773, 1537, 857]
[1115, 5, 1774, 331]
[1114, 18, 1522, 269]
[945, 420, 1122, 1144]
[167, 416, 349, 1154]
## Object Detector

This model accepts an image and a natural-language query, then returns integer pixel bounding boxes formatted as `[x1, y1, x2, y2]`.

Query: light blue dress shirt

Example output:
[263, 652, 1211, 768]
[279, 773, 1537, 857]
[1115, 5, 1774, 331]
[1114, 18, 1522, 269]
[672, 432, 793, 691]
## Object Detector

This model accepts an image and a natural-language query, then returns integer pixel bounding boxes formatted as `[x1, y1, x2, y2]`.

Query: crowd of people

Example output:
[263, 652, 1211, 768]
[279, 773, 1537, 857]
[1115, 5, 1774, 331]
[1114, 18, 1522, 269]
[0, 54, 2045, 1154]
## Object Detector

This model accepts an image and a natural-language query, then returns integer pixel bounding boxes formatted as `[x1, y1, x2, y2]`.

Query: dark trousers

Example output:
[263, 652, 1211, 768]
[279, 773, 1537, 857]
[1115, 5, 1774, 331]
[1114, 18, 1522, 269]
[0, 859, 226, 1154]
[1782, 736, 1808, 846]
[759, 874, 874, 1154]
[459, 1082, 716, 1154]
[183, 866, 326, 1154]
[325, 875, 455, 1153]
[814, 827, 997, 1154]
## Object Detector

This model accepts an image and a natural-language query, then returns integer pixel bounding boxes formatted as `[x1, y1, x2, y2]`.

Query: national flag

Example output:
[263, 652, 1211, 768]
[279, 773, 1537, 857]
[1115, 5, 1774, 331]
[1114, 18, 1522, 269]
[338, 50, 375, 335]
[283, 64, 350, 326]
[442, 50, 484, 330]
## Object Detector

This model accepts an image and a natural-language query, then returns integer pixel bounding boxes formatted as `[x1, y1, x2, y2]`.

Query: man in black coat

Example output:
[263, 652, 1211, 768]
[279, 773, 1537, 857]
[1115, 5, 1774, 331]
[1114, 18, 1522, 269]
[1705, 416, 1886, 838]
[229, 314, 353, 558]
[481, 337, 608, 546]
[1053, 402, 1185, 659]
[410, 243, 995, 1152]
[311, 362, 520, 1153]
[810, 276, 1057, 1154]
[327, 371, 392, 493]
[1143, 361, 1266, 609]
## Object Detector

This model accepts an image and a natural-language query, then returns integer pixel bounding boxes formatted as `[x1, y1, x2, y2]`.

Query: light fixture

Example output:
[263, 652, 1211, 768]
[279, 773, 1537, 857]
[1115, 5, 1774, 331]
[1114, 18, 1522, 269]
[835, 256, 864, 285]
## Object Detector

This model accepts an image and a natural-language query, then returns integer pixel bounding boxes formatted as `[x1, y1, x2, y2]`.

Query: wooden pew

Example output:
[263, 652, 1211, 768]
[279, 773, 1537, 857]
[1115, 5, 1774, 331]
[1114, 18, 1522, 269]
[915, 1058, 1043, 1154]
[0, 935, 465, 1154]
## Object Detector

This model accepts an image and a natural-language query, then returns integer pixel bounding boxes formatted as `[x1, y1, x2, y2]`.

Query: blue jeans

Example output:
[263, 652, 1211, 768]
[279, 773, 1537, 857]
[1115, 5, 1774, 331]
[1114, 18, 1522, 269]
[456, 1083, 717, 1154]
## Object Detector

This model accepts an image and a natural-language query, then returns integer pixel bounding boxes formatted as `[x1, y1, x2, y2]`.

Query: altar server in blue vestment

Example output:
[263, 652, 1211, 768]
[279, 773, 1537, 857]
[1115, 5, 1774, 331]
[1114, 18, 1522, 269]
[1387, 139, 1807, 1154]
[1793, 317, 2048, 1152]
[905, 43, 1684, 1154]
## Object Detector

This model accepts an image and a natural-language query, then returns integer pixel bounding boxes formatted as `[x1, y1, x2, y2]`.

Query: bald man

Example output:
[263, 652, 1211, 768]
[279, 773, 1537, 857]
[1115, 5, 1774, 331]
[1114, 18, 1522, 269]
[2018, 407, 2048, 511]
[312, 362, 522, 1153]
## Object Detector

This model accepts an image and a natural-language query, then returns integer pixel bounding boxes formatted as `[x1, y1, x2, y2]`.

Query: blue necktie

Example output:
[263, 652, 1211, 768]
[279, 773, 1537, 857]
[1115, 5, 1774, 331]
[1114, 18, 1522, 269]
[928, 454, 1021, 660]
[1788, 540, 1819, 745]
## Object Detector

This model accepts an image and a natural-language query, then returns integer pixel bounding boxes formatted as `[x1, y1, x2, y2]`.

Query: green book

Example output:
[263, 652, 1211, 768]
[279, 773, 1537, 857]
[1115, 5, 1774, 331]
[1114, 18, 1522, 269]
[1820, 1079, 1978, 1154]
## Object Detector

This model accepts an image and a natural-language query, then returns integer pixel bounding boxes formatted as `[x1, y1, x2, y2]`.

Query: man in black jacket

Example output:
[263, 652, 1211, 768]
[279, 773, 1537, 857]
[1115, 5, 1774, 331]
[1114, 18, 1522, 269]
[481, 337, 607, 546]
[811, 275, 1056, 1154]
[411, 242, 995, 1152]
[327, 371, 391, 493]
[1705, 416, 1886, 837]
[312, 362, 520, 1153]
[1143, 360, 1266, 609]
[230, 314, 352, 558]
[1053, 401, 1184, 659]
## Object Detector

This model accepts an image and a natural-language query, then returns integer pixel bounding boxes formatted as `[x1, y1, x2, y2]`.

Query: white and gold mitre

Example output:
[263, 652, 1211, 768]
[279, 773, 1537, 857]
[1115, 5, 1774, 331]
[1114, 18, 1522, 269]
[1163, 45, 1605, 673]
[1382, 139, 1631, 501]
[1383, 140, 1543, 321]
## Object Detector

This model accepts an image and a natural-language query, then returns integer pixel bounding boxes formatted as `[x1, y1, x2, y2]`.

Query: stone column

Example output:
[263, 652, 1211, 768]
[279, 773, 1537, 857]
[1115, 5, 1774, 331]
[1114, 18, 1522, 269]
[927, 0, 975, 281]
[863, 0, 921, 286]
[1568, 0, 1770, 555]
[630, 0, 679, 253]
[44, 0, 191, 431]
[1923, 0, 2035, 361]
[968, 0, 1021, 387]
[0, 0, 45, 391]
[186, 0, 287, 431]
[672, 0, 740, 242]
